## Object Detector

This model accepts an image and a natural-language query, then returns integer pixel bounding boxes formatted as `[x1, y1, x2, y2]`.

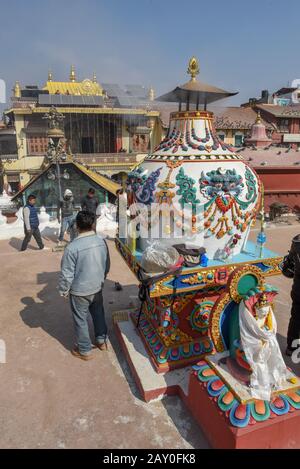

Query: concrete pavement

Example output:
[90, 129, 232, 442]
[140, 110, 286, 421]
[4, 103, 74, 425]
[0, 225, 299, 449]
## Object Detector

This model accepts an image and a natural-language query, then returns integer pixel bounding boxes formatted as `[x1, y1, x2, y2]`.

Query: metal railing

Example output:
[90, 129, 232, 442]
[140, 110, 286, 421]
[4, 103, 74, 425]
[0, 154, 18, 160]
[74, 153, 140, 164]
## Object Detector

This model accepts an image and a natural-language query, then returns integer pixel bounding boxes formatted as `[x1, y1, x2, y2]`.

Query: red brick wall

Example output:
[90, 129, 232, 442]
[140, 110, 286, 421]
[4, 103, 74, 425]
[255, 166, 300, 212]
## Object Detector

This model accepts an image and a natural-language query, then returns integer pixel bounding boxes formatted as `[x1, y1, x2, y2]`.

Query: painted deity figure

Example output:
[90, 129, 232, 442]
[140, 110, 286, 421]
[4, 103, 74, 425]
[228, 288, 288, 401]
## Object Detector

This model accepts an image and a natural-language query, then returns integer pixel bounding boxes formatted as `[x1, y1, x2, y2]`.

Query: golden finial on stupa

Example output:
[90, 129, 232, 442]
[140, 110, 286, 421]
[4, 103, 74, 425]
[92, 72, 97, 83]
[70, 65, 76, 82]
[148, 86, 155, 101]
[13, 81, 21, 98]
[187, 57, 200, 81]
[48, 70, 53, 82]
[256, 111, 262, 124]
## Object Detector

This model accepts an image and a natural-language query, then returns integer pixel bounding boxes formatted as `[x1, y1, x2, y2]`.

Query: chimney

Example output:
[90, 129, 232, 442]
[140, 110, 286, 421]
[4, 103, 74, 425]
[261, 90, 269, 102]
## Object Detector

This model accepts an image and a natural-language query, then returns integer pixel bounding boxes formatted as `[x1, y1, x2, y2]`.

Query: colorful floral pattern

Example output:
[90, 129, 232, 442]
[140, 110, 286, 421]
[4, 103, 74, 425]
[188, 300, 214, 335]
[193, 361, 300, 428]
[134, 311, 214, 367]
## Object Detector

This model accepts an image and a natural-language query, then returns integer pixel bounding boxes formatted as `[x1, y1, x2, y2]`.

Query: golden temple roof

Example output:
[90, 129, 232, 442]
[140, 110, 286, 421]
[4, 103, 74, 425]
[43, 76, 103, 96]
[42, 65, 103, 96]
[44, 80, 103, 96]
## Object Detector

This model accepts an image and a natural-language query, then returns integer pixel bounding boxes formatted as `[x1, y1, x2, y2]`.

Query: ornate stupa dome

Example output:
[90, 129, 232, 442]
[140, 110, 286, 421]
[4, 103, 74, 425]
[126, 58, 261, 260]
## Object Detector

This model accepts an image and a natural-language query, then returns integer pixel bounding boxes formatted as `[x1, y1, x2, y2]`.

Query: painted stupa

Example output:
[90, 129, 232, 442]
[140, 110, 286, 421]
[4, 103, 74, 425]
[127, 58, 261, 260]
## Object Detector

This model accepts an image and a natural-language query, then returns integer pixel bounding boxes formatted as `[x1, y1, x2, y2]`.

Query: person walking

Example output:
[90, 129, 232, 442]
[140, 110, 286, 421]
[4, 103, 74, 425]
[20, 194, 44, 252]
[284, 234, 300, 356]
[58, 210, 110, 360]
[57, 189, 77, 246]
[81, 188, 99, 215]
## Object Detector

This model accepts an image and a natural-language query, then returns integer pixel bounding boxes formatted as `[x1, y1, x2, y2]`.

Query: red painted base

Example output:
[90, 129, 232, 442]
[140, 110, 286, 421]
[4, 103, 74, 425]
[114, 319, 300, 448]
[187, 373, 300, 449]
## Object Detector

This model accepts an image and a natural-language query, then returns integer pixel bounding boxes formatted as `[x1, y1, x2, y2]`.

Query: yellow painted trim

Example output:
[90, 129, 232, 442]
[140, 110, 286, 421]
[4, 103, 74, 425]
[88, 162, 135, 168]
[5, 107, 159, 117]
[73, 161, 121, 195]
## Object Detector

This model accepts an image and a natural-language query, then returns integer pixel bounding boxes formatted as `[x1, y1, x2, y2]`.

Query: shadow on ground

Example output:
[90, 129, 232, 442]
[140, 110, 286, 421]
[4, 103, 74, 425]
[20, 271, 74, 350]
[161, 397, 210, 449]
[9, 237, 40, 251]
[19, 272, 140, 368]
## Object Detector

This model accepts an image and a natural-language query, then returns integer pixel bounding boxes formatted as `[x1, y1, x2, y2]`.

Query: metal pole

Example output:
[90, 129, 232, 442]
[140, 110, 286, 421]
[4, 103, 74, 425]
[259, 184, 265, 258]
[56, 155, 62, 225]
[56, 157, 62, 201]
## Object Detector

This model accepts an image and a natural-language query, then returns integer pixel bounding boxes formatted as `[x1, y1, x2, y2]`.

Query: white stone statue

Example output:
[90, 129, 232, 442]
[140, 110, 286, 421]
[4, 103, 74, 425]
[239, 290, 288, 401]
[0, 210, 7, 226]
[38, 206, 50, 224]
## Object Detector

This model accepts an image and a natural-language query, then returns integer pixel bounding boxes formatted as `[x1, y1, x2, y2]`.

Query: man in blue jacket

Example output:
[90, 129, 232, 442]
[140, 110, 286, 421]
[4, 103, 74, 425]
[58, 210, 110, 360]
[21, 194, 44, 251]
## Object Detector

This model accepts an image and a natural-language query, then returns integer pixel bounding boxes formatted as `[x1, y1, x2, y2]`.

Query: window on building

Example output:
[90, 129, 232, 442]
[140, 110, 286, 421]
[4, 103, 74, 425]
[217, 133, 225, 141]
[28, 135, 48, 155]
[7, 174, 20, 194]
[278, 119, 289, 133]
[234, 133, 244, 147]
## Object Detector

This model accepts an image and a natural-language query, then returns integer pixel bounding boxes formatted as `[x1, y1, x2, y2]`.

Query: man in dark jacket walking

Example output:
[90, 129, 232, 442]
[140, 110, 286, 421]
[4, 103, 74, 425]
[81, 188, 99, 215]
[58, 189, 77, 245]
[20, 194, 44, 251]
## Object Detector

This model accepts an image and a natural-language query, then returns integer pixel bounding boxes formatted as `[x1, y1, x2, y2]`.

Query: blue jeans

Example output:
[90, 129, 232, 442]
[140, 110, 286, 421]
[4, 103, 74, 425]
[70, 291, 107, 355]
[59, 215, 76, 242]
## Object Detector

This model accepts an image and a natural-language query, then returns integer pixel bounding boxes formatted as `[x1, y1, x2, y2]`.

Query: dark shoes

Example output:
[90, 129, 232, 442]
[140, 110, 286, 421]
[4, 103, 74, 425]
[71, 347, 95, 361]
[96, 342, 108, 351]
[71, 342, 108, 360]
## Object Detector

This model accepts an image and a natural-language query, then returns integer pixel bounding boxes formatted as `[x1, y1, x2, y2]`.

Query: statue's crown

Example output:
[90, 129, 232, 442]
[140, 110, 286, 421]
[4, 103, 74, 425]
[257, 292, 268, 307]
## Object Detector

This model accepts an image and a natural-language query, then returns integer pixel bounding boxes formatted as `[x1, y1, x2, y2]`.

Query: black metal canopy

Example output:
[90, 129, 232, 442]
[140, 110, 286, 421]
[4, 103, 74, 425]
[156, 57, 238, 109]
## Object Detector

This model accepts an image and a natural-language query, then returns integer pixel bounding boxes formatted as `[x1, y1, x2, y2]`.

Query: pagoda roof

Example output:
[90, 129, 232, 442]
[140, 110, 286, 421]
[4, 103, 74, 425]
[157, 80, 237, 105]
[256, 104, 300, 118]
[156, 57, 237, 105]
[239, 146, 300, 167]
[12, 160, 121, 201]
[212, 106, 273, 130]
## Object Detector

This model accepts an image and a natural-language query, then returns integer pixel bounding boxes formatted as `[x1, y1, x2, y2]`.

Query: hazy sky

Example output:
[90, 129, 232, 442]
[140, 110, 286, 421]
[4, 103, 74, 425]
[1, 0, 300, 110]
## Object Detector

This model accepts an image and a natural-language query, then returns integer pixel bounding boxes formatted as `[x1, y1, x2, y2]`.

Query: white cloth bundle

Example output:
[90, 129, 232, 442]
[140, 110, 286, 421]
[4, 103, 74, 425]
[239, 301, 288, 401]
